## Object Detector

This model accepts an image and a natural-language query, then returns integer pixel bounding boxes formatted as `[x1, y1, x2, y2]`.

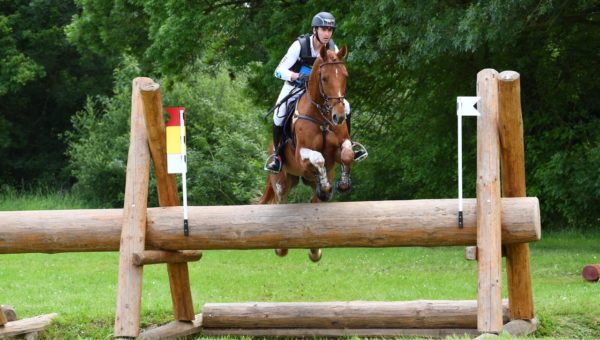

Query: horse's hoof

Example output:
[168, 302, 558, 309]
[308, 248, 322, 262]
[335, 179, 352, 195]
[316, 186, 332, 202]
[275, 248, 288, 257]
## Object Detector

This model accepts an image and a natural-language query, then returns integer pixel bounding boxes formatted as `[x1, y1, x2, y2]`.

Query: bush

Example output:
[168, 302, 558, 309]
[66, 56, 268, 207]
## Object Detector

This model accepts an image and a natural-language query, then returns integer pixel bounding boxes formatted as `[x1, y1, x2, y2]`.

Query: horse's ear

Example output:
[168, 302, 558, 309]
[319, 44, 328, 61]
[337, 45, 347, 60]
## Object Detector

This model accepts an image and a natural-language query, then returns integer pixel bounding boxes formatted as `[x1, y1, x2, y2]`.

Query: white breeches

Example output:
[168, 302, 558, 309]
[273, 83, 351, 126]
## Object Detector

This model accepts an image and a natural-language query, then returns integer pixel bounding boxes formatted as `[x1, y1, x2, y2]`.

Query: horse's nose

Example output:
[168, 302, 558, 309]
[333, 112, 343, 125]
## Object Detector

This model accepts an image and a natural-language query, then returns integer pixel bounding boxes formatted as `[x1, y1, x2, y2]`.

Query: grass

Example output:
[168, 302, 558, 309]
[0, 189, 599, 339]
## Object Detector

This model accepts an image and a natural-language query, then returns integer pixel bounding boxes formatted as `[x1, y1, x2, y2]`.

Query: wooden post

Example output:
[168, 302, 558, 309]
[498, 70, 535, 320]
[140, 80, 196, 321]
[476, 69, 503, 333]
[114, 77, 152, 338]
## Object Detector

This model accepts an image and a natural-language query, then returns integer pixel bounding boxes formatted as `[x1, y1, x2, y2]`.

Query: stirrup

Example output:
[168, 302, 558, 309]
[352, 141, 368, 162]
[264, 154, 282, 173]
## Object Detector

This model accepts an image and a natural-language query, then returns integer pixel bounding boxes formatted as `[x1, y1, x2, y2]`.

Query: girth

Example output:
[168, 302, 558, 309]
[293, 107, 329, 155]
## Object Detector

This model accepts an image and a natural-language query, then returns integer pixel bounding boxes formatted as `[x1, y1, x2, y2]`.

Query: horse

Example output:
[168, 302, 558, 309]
[259, 44, 354, 262]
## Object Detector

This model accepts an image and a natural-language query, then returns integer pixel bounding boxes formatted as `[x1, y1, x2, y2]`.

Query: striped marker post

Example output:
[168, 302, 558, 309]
[166, 107, 189, 236]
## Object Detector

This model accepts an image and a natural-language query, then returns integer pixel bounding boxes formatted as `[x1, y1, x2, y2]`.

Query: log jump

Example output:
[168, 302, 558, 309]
[0, 70, 540, 338]
[0, 197, 539, 254]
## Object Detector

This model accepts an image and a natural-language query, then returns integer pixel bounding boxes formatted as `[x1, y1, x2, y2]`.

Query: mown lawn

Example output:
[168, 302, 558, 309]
[0, 191, 598, 338]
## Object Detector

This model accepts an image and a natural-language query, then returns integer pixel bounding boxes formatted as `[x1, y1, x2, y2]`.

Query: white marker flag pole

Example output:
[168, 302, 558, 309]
[179, 109, 188, 236]
[166, 107, 189, 236]
[456, 96, 480, 228]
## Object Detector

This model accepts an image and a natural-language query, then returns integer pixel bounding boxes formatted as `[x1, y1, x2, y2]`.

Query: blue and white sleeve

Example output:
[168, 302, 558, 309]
[274, 41, 301, 81]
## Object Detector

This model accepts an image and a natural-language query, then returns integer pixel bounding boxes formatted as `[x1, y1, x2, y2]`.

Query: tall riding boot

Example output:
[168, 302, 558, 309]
[264, 124, 284, 173]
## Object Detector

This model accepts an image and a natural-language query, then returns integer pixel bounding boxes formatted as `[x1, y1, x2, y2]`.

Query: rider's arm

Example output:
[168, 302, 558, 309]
[274, 40, 301, 82]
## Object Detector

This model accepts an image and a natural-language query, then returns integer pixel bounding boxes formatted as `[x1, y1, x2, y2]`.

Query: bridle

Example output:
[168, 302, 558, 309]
[295, 58, 347, 156]
[304, 60, 347, 126]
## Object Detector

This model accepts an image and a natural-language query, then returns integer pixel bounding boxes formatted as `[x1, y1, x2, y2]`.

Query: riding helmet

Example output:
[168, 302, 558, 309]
[311, 12, 336, 29]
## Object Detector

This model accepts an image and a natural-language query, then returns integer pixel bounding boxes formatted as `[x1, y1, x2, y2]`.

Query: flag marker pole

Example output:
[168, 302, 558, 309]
[456, 96, 480, 228]
[179, 109, 189, 236]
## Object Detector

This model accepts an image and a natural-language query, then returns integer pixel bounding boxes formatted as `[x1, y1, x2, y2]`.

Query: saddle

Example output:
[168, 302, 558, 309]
[281, 97, 299, 150]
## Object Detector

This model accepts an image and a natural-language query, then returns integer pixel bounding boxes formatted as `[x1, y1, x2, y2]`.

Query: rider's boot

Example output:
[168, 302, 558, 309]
[346, 114, 368, 162]
[264, 123, 284, 173]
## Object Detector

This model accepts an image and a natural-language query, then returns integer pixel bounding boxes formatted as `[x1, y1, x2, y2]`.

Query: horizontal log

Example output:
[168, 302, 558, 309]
[138, 315, 482, 339]
[202, 327, 482, 337]
[0, 313, 57, 337]
[201, 300, 510, 329]
[132, 250, 202, 266]
[0, 198, 540, 254]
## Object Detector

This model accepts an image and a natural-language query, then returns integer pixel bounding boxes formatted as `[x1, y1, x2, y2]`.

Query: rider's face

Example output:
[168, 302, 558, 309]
[315, 27, 334, 44]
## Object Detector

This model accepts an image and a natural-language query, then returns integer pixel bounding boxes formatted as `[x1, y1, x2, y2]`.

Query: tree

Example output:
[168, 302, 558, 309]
[65, 0, 600, 228]
[0, 0, 113, 186]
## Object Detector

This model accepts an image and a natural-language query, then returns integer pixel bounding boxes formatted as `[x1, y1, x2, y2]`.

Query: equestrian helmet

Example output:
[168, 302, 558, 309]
[311, 12, 336, 29]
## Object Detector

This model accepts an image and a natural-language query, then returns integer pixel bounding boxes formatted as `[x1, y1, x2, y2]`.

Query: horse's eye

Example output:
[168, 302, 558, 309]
[322, 77, 328, 82]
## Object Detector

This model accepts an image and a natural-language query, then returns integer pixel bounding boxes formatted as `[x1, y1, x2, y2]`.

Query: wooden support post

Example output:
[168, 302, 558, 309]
[465, 246, 506, 261]
[476, 69, 503, 333]
[114, 77, 152, 338]
[140, 80, 195, 321]
[498, 70, 535, 320]
[133, 250, 202, 266]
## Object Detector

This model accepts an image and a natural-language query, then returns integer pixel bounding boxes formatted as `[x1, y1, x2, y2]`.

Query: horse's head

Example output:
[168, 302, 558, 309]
[309, 44, 348, 125]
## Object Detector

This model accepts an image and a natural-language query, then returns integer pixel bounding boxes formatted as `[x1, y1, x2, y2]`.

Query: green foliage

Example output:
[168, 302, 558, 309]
[66, 56, 266, 207]
[165, 63, 267, 205]
[64, 56, 138, 206]
[4, 0, 599, 229]
[0, 0, 113, 186]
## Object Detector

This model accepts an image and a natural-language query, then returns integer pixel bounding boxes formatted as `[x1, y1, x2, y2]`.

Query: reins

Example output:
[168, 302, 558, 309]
[298, 61, 346, 130]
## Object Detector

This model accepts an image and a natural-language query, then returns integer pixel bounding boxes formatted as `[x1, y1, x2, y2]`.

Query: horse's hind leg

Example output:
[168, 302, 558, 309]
[302, 181, 324, 262]
[308, 248, 322, 262]
[274, 174, 298, 257]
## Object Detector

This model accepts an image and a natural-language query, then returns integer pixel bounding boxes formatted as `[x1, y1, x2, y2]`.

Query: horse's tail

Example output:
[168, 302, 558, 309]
[259, 174, 275, 204]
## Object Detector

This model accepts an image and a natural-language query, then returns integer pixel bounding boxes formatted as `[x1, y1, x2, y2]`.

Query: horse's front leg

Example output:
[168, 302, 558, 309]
[336, 139, 354, 194]
[299, 147, 332, 202]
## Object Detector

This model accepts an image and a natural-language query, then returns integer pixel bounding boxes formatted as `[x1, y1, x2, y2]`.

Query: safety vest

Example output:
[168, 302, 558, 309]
[289, 34, 335, 73]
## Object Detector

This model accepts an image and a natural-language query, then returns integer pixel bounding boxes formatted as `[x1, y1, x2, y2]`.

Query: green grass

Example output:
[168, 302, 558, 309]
[0, 185, 94, 210]
[1, 190, 599, 339]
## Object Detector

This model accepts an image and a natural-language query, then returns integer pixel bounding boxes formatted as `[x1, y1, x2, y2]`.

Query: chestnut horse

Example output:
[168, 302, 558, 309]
[259, 44, 354, 262]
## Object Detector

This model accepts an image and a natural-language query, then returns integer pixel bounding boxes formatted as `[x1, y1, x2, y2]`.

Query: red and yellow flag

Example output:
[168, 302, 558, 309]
[166, 107, 186, 174]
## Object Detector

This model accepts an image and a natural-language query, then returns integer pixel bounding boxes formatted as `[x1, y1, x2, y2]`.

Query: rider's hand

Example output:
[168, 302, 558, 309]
[298, 73, 309, 83]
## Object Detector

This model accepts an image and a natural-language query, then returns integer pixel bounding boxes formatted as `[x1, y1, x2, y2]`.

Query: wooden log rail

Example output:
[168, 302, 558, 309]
[201, 301, 510, 329]
[0, 198, 540, 254]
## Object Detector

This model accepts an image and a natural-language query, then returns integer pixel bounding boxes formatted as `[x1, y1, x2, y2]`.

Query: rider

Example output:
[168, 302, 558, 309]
[264, 11, 367, 173]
